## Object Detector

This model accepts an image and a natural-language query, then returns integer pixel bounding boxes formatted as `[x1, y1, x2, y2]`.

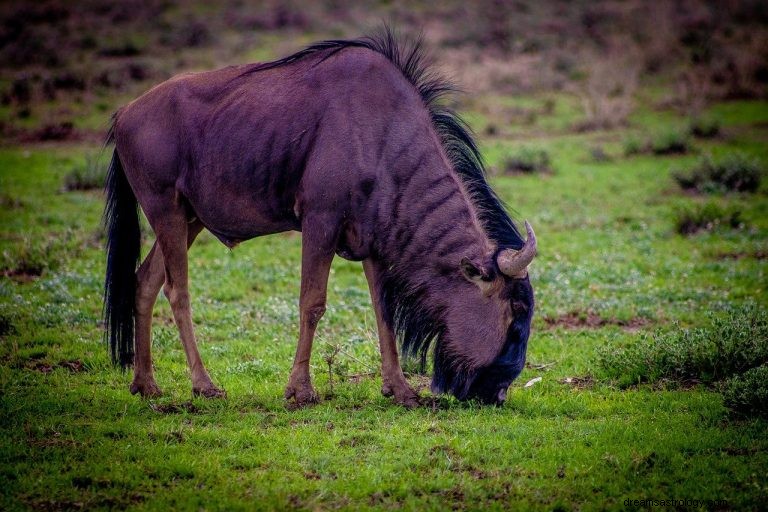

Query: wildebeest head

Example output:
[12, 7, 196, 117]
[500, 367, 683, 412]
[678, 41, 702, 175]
[432, 222, 537, 405]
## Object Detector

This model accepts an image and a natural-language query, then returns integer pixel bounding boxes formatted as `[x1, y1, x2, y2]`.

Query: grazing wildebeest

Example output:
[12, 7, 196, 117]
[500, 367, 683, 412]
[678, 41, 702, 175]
[104, 28, 537, 407]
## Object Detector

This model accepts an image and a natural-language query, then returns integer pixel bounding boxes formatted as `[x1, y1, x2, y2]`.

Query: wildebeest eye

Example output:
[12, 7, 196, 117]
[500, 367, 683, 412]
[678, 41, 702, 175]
[511, 301, 529, 316]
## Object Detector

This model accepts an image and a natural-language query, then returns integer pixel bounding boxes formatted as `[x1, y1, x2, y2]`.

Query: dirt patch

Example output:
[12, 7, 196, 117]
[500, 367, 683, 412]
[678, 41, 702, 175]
[713, 250, 768, 260]
[543, 312, 649, 331]
[2, 266, 43, 283]
[149, 401, 199, 414]
[58, 360, 87, 372]
[559, 376, 595, 389]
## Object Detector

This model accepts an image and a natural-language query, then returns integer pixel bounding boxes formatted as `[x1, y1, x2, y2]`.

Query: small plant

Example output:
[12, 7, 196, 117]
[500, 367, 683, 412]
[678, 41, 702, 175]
[63, 154, 106, 191]
[501, 147, 552, 174]
[622, 134, 646, 156]
[673, 153, 763, 194]
[321, 342, 342, 397]
[651, 128, 691, 155]
[722, 365, 768, 417]
[589, 145, 612, 163]
[688, 116, 720, 138]
[598, 305, 767, 388]
[674, 201, 742, 235]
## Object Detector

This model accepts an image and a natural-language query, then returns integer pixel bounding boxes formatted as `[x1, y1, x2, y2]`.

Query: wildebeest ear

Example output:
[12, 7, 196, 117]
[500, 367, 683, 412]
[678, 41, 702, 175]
[460, 257, 494, 294]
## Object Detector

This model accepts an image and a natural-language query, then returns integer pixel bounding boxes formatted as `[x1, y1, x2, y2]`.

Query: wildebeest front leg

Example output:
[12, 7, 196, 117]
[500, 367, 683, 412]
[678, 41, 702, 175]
[284, 215, 336, 407]
[154, 213, 225, 399]
[130, 220, 204, 398]
[363, 259, 421, 408]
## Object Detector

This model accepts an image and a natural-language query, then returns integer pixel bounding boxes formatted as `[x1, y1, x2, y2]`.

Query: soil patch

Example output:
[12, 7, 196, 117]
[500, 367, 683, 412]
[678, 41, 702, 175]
[149, 401, 200, 414]
[543, 312, 649, 331]
[559, 376, 595, 389]
[713, 250, 768, 260]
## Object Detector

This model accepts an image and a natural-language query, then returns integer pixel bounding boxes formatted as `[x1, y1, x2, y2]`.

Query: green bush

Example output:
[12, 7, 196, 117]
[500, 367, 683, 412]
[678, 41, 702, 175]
[651, 128, 691, 155]
[689, 116, 720, 138]
[673, 153, 763, 193]
[501, 147, 552, 174]
[722, 365, 768, 417]
[63, 154, 107, 191]
[598, 305, 768, 388]
[673, 201, 742, 235]
[622, 135, 646, 156]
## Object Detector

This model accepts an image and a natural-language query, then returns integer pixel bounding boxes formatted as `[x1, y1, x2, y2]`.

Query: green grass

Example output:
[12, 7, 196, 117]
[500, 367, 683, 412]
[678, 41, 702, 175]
[1, 97, 767, 510]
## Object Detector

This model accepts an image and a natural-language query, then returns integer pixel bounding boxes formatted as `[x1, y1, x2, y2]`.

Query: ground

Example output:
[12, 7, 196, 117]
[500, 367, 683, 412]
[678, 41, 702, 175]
[1, 1, 768, 510]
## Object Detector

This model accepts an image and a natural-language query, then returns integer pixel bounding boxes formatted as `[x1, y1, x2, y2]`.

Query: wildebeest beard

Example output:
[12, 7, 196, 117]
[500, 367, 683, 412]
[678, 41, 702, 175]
[378, 265, 478, 398]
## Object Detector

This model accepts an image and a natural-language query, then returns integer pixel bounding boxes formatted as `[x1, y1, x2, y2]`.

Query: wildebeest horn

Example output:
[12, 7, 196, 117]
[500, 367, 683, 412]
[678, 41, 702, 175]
[497, 221, 537, 278]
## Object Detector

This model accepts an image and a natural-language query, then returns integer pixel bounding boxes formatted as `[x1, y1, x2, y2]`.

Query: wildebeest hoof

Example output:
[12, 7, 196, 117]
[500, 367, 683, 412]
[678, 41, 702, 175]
[284, 385, 319, 407]
[193, 386, 227, 399]
[382, 383, 421, 408]
[130, 379, 163, 398]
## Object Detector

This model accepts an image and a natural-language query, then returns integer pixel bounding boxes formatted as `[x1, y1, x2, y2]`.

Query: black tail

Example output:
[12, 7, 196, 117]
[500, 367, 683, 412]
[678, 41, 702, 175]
[103, 136, 141, 368]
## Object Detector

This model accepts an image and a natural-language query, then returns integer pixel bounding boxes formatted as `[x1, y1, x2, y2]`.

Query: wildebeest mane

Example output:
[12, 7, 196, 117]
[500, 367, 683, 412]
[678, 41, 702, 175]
[244, 27, 524, 385]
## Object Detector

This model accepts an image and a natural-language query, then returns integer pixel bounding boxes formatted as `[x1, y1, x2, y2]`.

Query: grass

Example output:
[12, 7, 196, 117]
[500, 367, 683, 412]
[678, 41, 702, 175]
[597, 305, 768, 387]
[1, 94, 768, 511]
[673, 153, 764, 194]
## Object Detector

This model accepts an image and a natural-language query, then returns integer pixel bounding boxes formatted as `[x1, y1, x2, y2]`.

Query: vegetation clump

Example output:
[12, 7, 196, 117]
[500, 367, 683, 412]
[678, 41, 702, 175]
[622, 134, 647, 156]
[500, 147, 552, 174]
[651, 128, 691, 155]
[688, 116, 720, 138]
[598, 305, 768, 416]
[63, 154, 107, 191]
[673, 201, 742, 235]
[722, 365, 768, 417]
[673, 153, 763, 194]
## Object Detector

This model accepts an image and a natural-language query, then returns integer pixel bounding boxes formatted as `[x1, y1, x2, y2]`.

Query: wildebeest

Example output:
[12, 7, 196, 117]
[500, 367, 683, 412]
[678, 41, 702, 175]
[104, 28, 536, 407]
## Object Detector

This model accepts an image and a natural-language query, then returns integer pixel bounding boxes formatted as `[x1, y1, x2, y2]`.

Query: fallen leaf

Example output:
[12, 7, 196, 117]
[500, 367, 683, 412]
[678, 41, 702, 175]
[524, 377, 542, 388]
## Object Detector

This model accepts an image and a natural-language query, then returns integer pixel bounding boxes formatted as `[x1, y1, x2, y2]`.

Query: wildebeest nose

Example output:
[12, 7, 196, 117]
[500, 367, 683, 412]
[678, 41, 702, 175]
[496, 387, 508, 404]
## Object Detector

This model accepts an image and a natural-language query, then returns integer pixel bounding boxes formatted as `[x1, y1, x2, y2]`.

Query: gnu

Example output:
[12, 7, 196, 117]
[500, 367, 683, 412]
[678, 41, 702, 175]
[103, 28, 537, 407]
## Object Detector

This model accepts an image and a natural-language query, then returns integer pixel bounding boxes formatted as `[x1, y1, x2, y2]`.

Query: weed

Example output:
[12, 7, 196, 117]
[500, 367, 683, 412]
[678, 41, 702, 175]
[652, 128, 691, 155]
[598, 305, 768, 387]
[722, 365, 768, 417]
[63, 154, 107, 192]
[589, 145, 612, 163]
[500, 147, 552, 174]
[673, 153, 763, 194]
[688, 116, 720, 138]
[673, 201, 742, 235]
[622, 135, 647, 156]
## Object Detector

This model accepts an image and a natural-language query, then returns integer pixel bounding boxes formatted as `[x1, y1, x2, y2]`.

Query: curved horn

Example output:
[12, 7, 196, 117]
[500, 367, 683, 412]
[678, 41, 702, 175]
[497, 221, 537, 278]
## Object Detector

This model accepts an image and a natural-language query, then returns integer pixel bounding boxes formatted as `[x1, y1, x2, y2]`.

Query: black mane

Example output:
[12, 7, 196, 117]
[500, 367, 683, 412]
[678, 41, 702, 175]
[247, 27, 524, 390]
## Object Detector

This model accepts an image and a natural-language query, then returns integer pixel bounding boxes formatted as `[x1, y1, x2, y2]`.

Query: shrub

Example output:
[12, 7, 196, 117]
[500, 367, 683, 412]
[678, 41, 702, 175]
[622, 135, 646, 156]
[598, 305, 768, 388]
[722, 365, 768, 417]
[689, 116, 720, 138]
[673, 153, 763, 194]
[674, 201, 742, 235]
[589, 145, 612, 162]
[501, 147, 552, 174]
[63, 154, 107, 191]
[652, 128, 691, 155]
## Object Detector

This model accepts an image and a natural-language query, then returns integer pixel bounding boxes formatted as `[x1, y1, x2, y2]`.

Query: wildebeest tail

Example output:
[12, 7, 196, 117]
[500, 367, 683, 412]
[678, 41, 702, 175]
[103, 135, 141, 368]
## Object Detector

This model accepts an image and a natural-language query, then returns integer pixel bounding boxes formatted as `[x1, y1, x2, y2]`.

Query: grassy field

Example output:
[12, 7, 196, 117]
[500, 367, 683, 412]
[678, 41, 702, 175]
[2, 1, 768, 510]
[1, 92, 767, 510]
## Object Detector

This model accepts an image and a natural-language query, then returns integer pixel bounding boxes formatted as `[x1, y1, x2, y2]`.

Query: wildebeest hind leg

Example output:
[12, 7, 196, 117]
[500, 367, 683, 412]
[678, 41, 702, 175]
[363, 259, 420, 408]
[284, 212, 337, 407]
[153, 212, 225, 399]
[130, 220, 204, 398]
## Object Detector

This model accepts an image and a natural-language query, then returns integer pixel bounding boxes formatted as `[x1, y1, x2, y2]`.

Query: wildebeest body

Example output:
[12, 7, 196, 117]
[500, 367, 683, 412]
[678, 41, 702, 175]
[104, 30, 537, 406]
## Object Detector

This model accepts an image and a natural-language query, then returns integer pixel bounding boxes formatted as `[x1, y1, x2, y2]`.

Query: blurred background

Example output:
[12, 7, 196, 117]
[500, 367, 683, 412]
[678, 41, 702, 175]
[1, 0, 766, 143]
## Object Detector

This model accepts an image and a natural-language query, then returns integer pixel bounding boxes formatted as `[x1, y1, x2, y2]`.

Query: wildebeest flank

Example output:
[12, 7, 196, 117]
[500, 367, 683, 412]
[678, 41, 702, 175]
[103, 28, 537, 407]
